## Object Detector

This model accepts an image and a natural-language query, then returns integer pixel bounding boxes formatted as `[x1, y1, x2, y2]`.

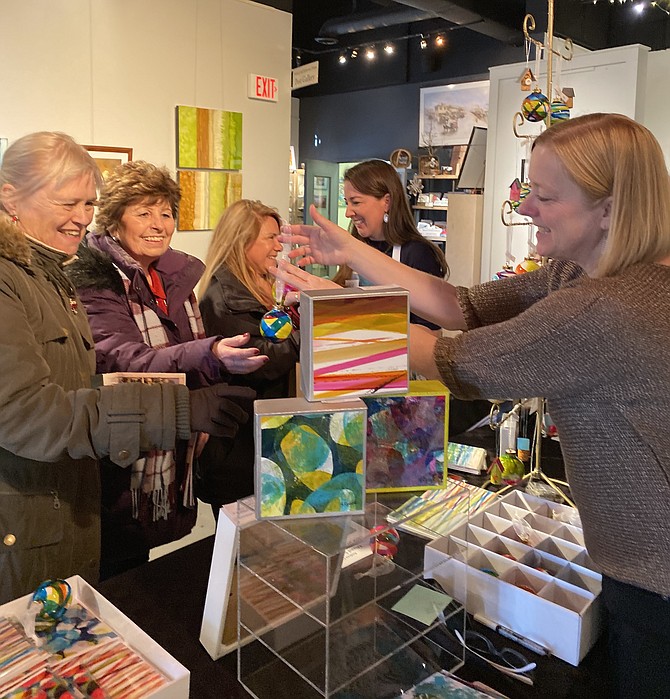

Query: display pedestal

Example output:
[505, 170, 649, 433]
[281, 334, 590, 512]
[236, 498, 467, 698]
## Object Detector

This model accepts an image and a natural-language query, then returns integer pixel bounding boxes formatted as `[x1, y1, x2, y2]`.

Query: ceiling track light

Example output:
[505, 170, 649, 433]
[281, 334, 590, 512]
[350, 48, 358, 59]
[383, 43, 394, 54]
[420, 36, 428, 49]
[435, 34, 446, 47]
[365, 46, 376, 60]
[338, 53, 347, 64]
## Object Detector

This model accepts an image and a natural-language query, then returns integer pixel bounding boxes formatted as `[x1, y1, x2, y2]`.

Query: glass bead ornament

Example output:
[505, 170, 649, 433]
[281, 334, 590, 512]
[32, 578, 72, 622]
[369, 525, 400, 559]
[522, 90, 550, 122]
[550, 99, 570, 124]
[260, 306, 293, 343]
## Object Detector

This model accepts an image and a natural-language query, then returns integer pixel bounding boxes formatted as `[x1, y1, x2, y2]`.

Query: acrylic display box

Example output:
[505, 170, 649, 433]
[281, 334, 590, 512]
[424, 491, 603, 666]
[235, 496, 468, 699]
[0, 575, 189, 698]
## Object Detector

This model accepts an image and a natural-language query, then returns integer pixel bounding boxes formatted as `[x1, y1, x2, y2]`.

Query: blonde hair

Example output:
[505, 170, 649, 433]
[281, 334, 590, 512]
[333, 159, 448, 285]
[0, 131, 102, 207]
[200, 199, 282, 308]
[534, 113, 670, 277]
[95, 161, 180, 235]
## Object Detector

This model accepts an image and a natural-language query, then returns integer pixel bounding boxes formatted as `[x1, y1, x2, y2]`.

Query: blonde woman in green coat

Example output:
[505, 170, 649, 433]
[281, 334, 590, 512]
[0, 131, 254, 603]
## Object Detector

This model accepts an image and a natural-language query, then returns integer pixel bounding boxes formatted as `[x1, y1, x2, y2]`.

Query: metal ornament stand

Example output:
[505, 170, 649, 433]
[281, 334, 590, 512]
[494, 1, 575, 506]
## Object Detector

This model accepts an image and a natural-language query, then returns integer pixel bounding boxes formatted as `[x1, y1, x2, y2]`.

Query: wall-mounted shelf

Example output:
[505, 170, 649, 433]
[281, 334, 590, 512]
[414, 205, 448, 211]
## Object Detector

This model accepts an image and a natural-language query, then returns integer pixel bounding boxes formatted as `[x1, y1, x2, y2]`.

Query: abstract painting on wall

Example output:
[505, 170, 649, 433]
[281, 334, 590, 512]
[177, 170, 242, 230]
[300, 286, 409, 401]
[254, 397, 366, 519]
[176, 105, 242, 170]
[363, 380, 449, 492]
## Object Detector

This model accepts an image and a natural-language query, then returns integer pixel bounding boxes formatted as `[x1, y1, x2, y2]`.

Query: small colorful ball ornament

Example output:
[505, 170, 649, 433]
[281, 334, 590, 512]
[369, 525, 400, 559]
[518, 181, 531, 206]
[260, 307, 293, 343]
[515, 257, 541, 275]
[32, 578, 72, 622]
[522, 90, 550, 123]
[550, 100, 570, 124]
[498, 449, 526, 485]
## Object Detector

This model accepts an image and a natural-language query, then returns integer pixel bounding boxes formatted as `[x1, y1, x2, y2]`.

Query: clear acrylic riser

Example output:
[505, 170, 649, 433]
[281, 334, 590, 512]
[235, 495, 467, 698]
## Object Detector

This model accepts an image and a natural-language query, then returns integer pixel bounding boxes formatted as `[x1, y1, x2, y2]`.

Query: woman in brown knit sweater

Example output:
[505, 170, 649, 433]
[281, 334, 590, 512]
[277, 113, 670, 698]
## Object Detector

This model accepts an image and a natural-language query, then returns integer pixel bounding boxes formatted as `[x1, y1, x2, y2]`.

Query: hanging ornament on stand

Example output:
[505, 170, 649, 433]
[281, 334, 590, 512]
[260, 240, 294, 344]
[522, 44, 550, 123]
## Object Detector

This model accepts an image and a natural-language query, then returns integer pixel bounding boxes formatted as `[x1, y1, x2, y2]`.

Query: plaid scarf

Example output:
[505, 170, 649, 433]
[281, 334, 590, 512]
[116, 265, 206, 521]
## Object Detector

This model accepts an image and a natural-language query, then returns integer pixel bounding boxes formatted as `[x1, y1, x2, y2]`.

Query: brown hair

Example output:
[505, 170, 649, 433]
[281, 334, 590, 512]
[200, 199, 282, 308]
[95, 161, 180, 235]
[333, 159, 448, 284]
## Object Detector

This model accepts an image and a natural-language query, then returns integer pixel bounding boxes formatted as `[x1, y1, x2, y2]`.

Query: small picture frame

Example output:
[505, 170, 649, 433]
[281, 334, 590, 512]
[419, 155, 440, 177]
[82, 145, 133, 180]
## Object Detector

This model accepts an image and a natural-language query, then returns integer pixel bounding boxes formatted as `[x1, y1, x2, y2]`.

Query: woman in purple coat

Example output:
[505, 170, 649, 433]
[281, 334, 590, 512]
[69, 161, 266, 577]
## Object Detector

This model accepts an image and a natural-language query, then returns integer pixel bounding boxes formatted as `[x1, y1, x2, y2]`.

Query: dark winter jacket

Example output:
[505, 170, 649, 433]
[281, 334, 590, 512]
[0, 214, 190, 601]
[197, 264, 299, 504]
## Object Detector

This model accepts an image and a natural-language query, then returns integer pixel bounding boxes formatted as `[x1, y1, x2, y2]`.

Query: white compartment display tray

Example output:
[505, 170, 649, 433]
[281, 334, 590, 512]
[0, 575, 189, 698]
[424, 491, 602, 666]
[235, 497, 468, 698]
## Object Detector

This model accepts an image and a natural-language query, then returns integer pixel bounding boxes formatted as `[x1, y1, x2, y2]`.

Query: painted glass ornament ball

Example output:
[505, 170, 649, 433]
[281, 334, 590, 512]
[515, 257, 541, 275]
[498, 450, 526, 485]
[32, 578, 72, 622]
[550, 100, 570, 124]
[370, 525, 400, 558]
[260, 307, 293, 343]
[522, 91, 550, 122]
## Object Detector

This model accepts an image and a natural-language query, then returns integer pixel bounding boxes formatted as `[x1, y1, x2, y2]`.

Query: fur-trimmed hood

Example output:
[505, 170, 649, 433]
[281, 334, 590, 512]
[0, 211, 32, 268]
[67, 237, 125, 296]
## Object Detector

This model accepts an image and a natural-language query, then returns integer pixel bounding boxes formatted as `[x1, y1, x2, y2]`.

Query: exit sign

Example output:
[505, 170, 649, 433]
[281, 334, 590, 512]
[248, 74, 278, 102]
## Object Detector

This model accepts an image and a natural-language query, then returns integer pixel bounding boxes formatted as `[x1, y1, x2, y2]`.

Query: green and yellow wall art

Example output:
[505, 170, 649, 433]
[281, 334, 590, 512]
[177, 170, 242, 230]
[255, 398, 367, 519]
[176, 105, 242, 170]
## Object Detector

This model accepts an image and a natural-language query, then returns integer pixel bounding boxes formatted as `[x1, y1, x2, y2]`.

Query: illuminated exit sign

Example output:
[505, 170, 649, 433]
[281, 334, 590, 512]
[248, 74, 278, 102]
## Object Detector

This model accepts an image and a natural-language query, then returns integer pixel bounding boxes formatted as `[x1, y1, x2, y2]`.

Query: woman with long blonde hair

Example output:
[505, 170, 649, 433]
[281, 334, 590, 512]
[198, 199, 299, 508]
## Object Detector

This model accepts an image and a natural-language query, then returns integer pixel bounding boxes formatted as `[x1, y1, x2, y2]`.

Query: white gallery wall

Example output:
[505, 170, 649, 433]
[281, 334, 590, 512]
[0, 0, 292, 262]
[482, 44, 650, 281]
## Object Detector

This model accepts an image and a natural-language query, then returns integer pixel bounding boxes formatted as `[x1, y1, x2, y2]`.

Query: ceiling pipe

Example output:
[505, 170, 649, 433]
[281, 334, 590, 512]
[394, 0, 524, 44]
[316, 6, 436, 43]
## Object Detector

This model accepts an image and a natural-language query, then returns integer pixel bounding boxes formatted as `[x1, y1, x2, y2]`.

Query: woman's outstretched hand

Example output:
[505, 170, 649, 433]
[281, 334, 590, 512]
[280, 204, 356, 268]
[213, 333, 269, 374]
[269, 259, 340, 295]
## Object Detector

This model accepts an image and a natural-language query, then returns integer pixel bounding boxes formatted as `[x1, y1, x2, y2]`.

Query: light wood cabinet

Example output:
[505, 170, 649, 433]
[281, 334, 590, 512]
[445, 192, 484, 288]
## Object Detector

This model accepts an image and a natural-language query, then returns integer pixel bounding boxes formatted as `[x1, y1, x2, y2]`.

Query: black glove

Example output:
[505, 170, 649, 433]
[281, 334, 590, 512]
[189, 384, 256, 438]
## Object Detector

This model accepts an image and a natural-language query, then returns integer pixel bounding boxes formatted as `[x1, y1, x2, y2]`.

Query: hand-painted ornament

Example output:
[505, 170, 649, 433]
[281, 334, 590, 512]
[522, 91, 550, 123]
[493, 264, 517, 281]
[369, 525, 400, 558]
[509, 178, 522, 210]
[498, 449, 526, 485]
[32, 579, 72, 622]
[518, 181, 531, 205]
[515, 257, 541, 274]
[550, 100, 570, 124]
[260, 307, 293, 343]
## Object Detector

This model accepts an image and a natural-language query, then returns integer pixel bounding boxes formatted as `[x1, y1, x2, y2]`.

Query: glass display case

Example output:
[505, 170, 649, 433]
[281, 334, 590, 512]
[236, 497, 468, 698]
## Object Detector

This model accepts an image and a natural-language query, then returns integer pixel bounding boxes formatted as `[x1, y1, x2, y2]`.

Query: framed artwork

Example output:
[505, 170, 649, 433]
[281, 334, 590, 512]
[177, 170, 242, 230]
[300, 286, 410, 401]
[82, 145, 133, 180]
[419, 80, 489, 147]
[362, 380, 449, 492]
[176, 105, 242, 170]
[254, 397, 367, 519]
[390, 148, 412, 169]
[419, 154, 440, 177]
